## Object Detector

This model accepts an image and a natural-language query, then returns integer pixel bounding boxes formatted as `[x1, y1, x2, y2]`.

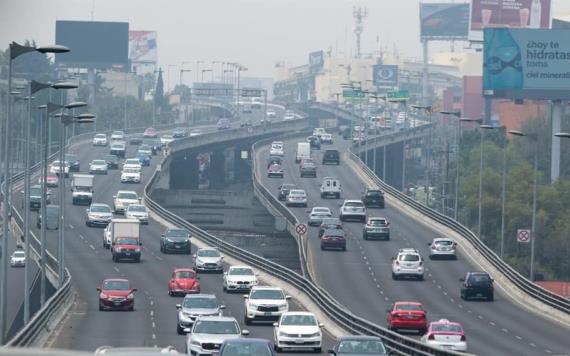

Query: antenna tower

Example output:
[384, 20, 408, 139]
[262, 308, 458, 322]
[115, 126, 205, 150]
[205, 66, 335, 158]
[353, 7, 368, 58]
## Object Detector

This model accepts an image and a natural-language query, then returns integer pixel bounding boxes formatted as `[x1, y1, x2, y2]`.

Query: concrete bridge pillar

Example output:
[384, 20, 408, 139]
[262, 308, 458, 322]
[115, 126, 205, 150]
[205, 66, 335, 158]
[234, 145, 252, 183]
[169, 151, 199, 189]
[209, 150, 226, 189]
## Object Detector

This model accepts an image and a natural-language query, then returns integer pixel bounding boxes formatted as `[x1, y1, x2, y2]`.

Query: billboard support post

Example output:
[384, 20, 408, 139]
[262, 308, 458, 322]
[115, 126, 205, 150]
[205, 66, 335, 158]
[484, 97, 492, 125]
[551, 100, 562, 182]
[422, 39, 429, 106]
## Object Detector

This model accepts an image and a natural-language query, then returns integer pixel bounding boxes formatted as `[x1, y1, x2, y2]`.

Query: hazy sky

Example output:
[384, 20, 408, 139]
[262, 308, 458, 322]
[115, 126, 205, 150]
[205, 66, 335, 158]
[2, 0, 570, 86]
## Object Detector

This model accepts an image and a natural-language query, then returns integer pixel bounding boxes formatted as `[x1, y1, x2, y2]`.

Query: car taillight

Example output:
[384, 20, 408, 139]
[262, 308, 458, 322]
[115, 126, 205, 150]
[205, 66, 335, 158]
[460, 335, 466, 341]
[431, 245, 436, 250]
[419, 261, 423, 266]
[428, 334, 435, 340]
[322, 236, 329, 240]
[395, 261, 400, 266]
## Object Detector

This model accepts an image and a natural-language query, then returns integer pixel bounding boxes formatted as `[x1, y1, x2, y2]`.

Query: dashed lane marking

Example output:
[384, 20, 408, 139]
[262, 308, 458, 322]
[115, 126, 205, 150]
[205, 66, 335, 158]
[113, 267, 120, 273]
[89, 244, 95, 251]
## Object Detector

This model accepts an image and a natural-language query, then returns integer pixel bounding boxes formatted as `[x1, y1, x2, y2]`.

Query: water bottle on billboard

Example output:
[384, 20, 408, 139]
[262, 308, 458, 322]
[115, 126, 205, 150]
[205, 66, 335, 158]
[529, 0, 542, 28]
[484, 29, 523, 90]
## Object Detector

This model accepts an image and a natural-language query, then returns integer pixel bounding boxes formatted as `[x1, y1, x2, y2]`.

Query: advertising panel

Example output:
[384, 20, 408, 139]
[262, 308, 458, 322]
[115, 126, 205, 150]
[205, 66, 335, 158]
[309, 51, 324, 73]
[55, 20, 129, 67]
[470, 0, 551, 41]
[420, 3, 470, 39]
[129, 31, 157, 63]
[552, 18, 570, 30]
[483, 28, 570, 99]
[372, 65, 399, 87]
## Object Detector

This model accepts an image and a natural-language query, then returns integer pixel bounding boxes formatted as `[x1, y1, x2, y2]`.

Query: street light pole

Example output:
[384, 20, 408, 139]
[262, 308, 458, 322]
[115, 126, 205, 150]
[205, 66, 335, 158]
[441, 111, 462, 220]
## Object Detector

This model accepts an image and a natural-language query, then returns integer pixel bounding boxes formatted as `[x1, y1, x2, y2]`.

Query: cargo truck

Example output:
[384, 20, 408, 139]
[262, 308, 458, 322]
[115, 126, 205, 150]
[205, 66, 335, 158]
[71, 174, 94, 205]
[106, 218, 142, 262]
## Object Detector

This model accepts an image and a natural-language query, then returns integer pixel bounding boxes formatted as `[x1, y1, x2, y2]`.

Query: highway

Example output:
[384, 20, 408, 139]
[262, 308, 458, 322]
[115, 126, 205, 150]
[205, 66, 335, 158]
[256, 133, 570, 356]
[8, 109, 335, 354]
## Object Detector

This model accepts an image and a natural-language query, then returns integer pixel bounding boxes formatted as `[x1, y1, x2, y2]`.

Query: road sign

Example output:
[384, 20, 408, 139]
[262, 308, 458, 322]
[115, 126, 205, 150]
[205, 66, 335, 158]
[386, 90, 410, 102]
[342, 89, 365, 99]
[517, 229, 531, 243]
[295, 223, 307, 236]
[373, 64, 399, 87]
[240, 88, 263, 97]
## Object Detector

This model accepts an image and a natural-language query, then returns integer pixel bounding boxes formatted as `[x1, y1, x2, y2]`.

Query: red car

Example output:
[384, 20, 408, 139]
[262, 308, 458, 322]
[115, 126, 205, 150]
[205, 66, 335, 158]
[143, 127, 158, 138]
[386, 301, 427, 334]
[97, 278, 137, 311]
[38, 174, 59, 187]
[168, 268, 200, 296]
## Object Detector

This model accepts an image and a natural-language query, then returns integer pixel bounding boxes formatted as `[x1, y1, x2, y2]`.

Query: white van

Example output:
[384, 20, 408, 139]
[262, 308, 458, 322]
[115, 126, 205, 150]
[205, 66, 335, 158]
[313, 127, 326, 138]
[320, 177, 341, 199]
[295, 142, 311, 163]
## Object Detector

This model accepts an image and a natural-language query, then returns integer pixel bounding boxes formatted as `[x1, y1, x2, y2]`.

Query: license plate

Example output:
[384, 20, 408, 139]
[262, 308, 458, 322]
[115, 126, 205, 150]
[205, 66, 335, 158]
[294, 340, 304, 344]
[125, 252, 131, 256]
[264, 312, 273, 316]
[406, 315, 414, 319]
[114, 301, 121, 306]
[175, 245, 181, 248]
[476, 293, 483, 296]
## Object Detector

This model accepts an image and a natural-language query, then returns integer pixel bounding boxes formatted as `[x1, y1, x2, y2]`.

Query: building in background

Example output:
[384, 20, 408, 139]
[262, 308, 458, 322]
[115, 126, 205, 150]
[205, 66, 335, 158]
[129, 30, 158, 75]
[100, 71, 139, 98]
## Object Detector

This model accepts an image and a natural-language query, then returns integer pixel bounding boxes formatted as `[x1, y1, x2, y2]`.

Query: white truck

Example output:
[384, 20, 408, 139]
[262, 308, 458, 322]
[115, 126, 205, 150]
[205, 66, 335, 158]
[104, 219, 142, 263]
[71, 174, 94, 205]
[295, 142, 311, 163]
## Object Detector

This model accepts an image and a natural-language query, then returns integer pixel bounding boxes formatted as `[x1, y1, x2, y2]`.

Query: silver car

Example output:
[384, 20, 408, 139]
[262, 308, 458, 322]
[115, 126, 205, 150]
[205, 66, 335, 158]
[176, 294, 225, 335]
[428, 238, 457, 260]
[392, 248, 424, 280]
[308, 207, 332, 226]
[89, 159, 108, 174]
[194, 248, 224, 272]
[125, 204, 149, 224]
[10, 250, 26, 267]
[186, 316, 248, 355]
[86, 203, 113, 227]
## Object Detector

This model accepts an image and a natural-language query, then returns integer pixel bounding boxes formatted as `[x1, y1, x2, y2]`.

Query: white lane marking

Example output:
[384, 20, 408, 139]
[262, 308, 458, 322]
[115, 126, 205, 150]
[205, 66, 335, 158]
[515, 335, 522, 340]
[152, 334, 156, 340]
[501, 328, 508, 333]
[155, 256, 163, 261]
[545, 349, 552, 354]
[489, 321, 496, 326]
[69, 224, 74, 229]
[152, 321, 156, 328]
[113, 267, 120, 273]
[529, 343, 536, 348]
[478, 315, 484, 320]
[89, 244, 95, 251]
[150, 300, 154, 306]
[150, 310, 154, 317]
[79, 235, 84, 240]
[449, 298, 455, 303]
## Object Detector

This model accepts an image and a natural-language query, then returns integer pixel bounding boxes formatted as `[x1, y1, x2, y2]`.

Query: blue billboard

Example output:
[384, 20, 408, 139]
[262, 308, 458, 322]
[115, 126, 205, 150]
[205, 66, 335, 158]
[483, 28, 570, 99]
[372, 65, 398, 87]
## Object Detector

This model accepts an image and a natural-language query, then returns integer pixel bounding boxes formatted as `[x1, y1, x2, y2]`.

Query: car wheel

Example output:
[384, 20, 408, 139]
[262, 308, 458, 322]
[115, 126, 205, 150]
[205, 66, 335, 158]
[363, 233, 368, 240]
[429, 255, 434, 260]
[223, 285, 227, 292]
[129, 305, 134, 311]
[339, 215, 344, 222]
[244, 314, 252, 325]
[392, 272, 398, 280]
[160, 244, 164, 253]
[99, 304, 103, 311]
[419, 328, 427, 335]
[418, 275, 424, 281]
[320, 245, 325, 250]
[488, 293, 494, 301]
[314, 347, 322, 353]
[177, 324, 185, 335]
[274, 344, 282, 352]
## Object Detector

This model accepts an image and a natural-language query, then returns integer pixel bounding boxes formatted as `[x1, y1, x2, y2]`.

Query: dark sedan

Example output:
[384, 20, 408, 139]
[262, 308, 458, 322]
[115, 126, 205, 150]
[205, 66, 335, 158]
[136, 152, 151, 166]
[460, 272, 494, 301]
[362, 188, 385, 208]
[278, 184, 296, 201]
[320, 228, 346, 251]
[103, 154, 120, 169]
[329, 335, 389, 355]
[65, 153, 80, 172]
[129, 133, 144, 145]
[160, 228, 192, 254]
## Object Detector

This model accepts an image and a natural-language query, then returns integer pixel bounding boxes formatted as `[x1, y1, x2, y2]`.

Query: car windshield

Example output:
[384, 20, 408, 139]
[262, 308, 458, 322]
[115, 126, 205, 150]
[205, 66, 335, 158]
[175, 271, 196, 279]
[13, 251, 25, 257]
[369, 219, 387, 226]
[123, 168, 139, 174]
[302, 163, 315, 168]
[165, 229, 188, 237]
[400, 254, 420, 262]
[193, 320, 239, 335]
[111, 144, 124, 149]
[118, 192, 138, 200]
[92, 160, 106, 165]
[116, 238, 139, 245]
[76, 186, 91, 192]
[396, 304, 422, 311]
[435, 240, 454, 246]
[269, 165, 281, 170]
[95, 134, 106, 139]
[432, 323, 463, 333]
[337, 340, 386, 354]
[345, 202, 363, 207]
[29, 187, 42, 196]
[469, 274, 491, 284]
[184, 297, 218, 309]
[313, 208, 329, 213]
[128, 205, 146, 212]
[281, 184, 295, 191]
[281, 314, 316, 326]
[103, 280, 129, 290]
[46, 206, 59, 217]
[366, 190, 383, 196]
[324, 229, 343, 237]
[221, 343, 272, 356]
[250, 289, 284, 300]
[91, 205, 110, 213]
[104, 155, 117, 161]
[229, 268, 254, 276]
[198, 249, 220, 257]
[125, 159, 140, 165]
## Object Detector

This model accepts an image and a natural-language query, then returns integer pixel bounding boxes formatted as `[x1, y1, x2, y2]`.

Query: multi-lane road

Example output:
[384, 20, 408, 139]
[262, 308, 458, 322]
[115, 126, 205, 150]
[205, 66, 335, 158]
[7, 108, 339, 354]
[256, 134, 570, 356]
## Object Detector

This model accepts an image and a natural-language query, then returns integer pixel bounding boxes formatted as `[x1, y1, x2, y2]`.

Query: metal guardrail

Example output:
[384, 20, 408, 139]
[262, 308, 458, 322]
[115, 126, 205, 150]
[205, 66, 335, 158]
[144, 124, 466, 356]
[345, 150, 570, 314]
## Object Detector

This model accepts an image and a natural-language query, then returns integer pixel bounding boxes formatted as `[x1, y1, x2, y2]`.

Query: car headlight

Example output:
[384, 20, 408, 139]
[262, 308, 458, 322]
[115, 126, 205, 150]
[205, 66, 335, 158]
[308, 332, 321, 338]
[278, 331, 289, 337]
[278, 304, 288, 311]
[182, 312, 193, 318]
[196, 259, 204, 266]
[247, 302, 258, 309]
[127, 293, 134, 299]
[191, 340, 201, 346]
[100, 293, 109, 299]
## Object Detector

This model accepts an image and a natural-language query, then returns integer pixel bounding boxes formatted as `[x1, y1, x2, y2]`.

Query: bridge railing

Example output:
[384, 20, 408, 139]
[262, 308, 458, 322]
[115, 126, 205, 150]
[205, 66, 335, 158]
[345, 150, 570, 315]
[144, 121, 468, 356]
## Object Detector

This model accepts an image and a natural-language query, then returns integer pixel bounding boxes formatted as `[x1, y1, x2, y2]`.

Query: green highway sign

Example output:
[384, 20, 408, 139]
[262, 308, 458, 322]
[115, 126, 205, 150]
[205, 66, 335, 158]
[386, 90, 409, 102]
[342, 89, 365, 98]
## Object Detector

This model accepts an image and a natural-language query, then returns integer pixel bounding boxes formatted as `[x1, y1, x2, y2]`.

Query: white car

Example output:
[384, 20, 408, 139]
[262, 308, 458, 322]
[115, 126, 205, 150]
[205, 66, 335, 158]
[244, 286, 290, 325]
[110, 130, 125, 141]
[421, 319, 467, 352]
[285, 189, 307, 207]
[392, 248, 424, 280]
[121, 167, 141, 183]
[308, 207, 332, 226]
[267, 109, 276, 118]
[10, 250, 26, 267]
[85, 203, 113, 227]
[222, 265, 258, 292]
[89, 159, 108, 174]
[186, 316, 248, 355]
[320, 133, 333, 144]
[273, 312, 323, 353]
[312, 127, 326, 138]
[428, 238, 457, 259]
[320, 177, 341, 199]
[160, 134, 175, 146]
[125, 204, 149, 224]
[339, 200, 366, 222]
[49, 160, 70, 177]
[189, 129, 202, 137]
[270, 142, 284, 156]
[194, 247, 224, 272]
[283, 110, 295, 120]
[92, 133, 108, 146]
[123, 158, 142, 170]
[113, 190, 140, 214]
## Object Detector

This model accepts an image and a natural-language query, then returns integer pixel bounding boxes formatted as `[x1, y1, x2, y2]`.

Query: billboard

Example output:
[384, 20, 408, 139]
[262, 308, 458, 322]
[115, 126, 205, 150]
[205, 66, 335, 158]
[129, 31, 157, 63]
[470, 0, 551, 41]
[483, 28, 570, 99]
[552, 18, 570, 30]
[55, 20, 129, 67]
[309, 51, 324, 73]
[372, 65, 399, 87]
[420, 3, 470, 39]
